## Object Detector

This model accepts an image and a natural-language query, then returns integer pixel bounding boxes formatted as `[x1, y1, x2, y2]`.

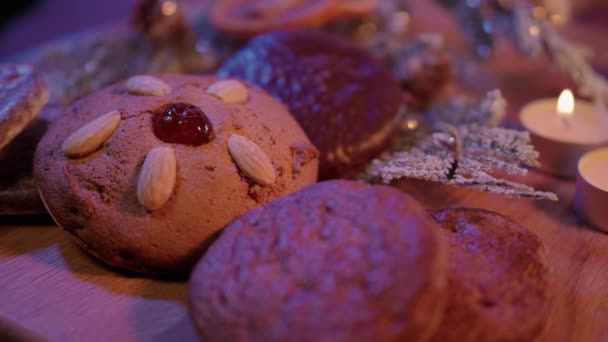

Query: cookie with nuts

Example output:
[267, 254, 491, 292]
[34, 74, 319, 274]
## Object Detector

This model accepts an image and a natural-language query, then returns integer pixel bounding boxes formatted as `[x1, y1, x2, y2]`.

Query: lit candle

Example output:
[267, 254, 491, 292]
[574, 147, 608, 232]
[557, 89, 574, 125]
[519, 89, 608, 178]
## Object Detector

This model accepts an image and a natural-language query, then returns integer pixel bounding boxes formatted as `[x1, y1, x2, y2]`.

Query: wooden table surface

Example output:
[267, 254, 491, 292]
[1, 2, 608, 341]
[1, 172, 607, 341]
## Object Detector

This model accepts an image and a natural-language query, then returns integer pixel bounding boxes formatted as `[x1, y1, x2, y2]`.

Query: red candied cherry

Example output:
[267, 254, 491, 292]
[153, 102, 215, 146]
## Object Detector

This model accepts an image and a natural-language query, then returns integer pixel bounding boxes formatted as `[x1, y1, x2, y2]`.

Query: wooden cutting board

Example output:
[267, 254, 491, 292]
[0, 216, 196, 342]
[1, 1, 607, 341]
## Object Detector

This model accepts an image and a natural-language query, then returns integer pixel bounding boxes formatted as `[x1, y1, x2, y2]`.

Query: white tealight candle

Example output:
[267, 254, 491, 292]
[575, 147, 608, 232]
[519, 89, 608, 178]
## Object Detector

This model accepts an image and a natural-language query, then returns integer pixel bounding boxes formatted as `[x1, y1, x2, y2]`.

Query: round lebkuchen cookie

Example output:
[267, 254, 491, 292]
[34, 74, 319, 274]
[0, 64, 50, 215]
[428, 208, 552, 342]
[0, 63, 49, 150]
[189, 180, 447, 342]
[218, 31, 403, 179]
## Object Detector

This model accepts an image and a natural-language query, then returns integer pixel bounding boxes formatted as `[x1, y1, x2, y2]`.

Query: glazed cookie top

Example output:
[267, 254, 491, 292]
[428, 208, 551, 342]
[190, 180, 447, 341]
[218, 31, 403, 179]
[34, 74, 319, 273]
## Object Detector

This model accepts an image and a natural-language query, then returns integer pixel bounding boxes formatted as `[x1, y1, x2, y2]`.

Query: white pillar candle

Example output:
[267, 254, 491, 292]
[574, 147, 608, 232]
[519, 89, 608, 178]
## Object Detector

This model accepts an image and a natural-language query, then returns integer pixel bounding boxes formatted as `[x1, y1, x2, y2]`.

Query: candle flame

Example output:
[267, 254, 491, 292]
[557, 89, 575, 118]
[162, 1, 177, 16]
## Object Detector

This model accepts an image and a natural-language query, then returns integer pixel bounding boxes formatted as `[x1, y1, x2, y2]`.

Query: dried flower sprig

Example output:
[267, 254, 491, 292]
[366, 124, 557, 200]
[426, 89, 507, 127]
[450, 173, 558, 200]
[364, 91, 558, 201]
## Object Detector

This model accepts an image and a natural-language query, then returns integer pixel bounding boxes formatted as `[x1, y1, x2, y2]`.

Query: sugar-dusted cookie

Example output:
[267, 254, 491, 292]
[190, 180, 447, 341]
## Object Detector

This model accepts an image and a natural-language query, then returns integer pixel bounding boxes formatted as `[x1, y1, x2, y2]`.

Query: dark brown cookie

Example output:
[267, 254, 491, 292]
[34, 74, 319, 274]
[428, 208, 552, 342]
[218, 31, 403, 179]
[0, 64, 49, 150]
[189, 180, 447, 342]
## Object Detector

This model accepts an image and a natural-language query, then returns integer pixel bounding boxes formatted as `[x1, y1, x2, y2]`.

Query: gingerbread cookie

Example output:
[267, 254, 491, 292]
[218, 31, 403, 179]
[0, 64, 49, 151]
[428, 208, 552, 342]
[189, 180, 447, 341]
[34, 74, 319, 274]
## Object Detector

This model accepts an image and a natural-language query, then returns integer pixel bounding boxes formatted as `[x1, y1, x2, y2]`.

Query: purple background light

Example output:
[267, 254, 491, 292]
[0, 0, 137, 58]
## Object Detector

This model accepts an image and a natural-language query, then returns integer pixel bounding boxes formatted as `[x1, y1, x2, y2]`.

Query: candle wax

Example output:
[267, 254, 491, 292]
[520, 99, 608, 145]
[579, 148, 608, 192]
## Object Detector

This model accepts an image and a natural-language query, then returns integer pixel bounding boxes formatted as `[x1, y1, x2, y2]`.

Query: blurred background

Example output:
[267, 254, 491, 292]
[0, 0, 137, 58]
[1, 0, 607, 60]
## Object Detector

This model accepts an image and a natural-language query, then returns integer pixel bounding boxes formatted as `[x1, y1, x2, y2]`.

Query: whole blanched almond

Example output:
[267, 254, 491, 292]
[62, 110, 121, 158]
[207, 79, 249, 104]
[137, 147, 177, 211]
[126, 75, 172, 96]
[227, 134, 276, 186]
